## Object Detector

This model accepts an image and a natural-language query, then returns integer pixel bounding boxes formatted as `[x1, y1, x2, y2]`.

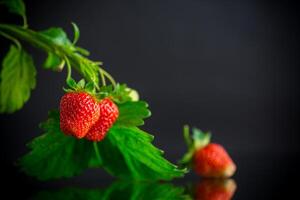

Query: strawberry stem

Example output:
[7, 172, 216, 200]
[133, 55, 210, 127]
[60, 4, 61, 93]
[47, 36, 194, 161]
[101, 67, 116, 88]
[64, 56, 72, 84]
[93, 142, 102, 165]
[99, 68, 106, 86]
[0, 31, 22, 49]
[183, 125, 192, 149]
[23, 15, 28, 29]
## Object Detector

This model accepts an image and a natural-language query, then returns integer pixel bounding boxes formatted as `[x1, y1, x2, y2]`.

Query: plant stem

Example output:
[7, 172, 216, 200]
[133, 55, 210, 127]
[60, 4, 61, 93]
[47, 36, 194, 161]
[101, 68, 116, 88]
[93, 142, 102, 165]
[0, 23, 117, 88]
[64, 56, 72, 82]
[0, 24, 53, 51]
[183, 125, 192, 149]
[0, 31, 21, 49]
[99, 68, 106, 86]
[23, 15, 28, 29]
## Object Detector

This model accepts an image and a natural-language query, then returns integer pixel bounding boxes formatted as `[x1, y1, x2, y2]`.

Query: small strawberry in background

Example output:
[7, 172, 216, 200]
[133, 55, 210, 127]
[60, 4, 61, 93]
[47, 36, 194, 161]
[179, 125, 236, 178]
[195, 179, 237, 200]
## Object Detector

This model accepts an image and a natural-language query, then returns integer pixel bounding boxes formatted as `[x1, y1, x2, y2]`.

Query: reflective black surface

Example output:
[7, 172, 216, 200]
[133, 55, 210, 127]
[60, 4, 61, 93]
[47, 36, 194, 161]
[2, 154, 298, 199]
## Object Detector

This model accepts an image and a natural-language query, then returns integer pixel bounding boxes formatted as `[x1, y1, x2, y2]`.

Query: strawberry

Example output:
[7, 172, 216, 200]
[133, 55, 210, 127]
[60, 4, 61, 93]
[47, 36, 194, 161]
[60, 92, 100, 139]
[85, 98, 119, 141]
[193, 143, 236, 178]
[179, 126, 236, 178]
[195, 179, 237, 200]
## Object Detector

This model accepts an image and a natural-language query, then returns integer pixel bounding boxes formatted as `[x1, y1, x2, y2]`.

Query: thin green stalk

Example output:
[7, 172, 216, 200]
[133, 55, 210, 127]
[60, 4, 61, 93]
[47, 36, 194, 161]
[64, 56, 72, 82]
[0, 24, 117, 90]
[101, 68, 116, 88]
[99, 68, 106, 86]
[0, 24, 53, 52]
[0, 31, 21, 49]
[23, 15, 28, 29]
[183, 125, 192, 149]
[93, 142, 102, 165]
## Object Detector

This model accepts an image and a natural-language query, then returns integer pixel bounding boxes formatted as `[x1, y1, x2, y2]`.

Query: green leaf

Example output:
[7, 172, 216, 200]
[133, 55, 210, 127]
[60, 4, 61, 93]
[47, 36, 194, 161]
[43, 52, 64, 71]
[96, 126, 186, 180]
[0, 45, 36, 113]
[39, 27, 74, 50]
[38, 27, 99, 83]
[116, 101, 151, 127]
[32, 181, 190, 200]
[1, 0, 26, 18]
[19, 110, 96, 180]
[20, 104, 184, 180]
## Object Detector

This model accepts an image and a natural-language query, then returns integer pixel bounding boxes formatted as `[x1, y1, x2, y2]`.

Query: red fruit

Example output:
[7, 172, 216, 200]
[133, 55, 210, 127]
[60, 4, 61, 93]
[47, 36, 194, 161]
[193, 143, 236, 178]
[85, 98, 119, 142]
[60, 92, 100, 139]
[195, 179, 237, 200]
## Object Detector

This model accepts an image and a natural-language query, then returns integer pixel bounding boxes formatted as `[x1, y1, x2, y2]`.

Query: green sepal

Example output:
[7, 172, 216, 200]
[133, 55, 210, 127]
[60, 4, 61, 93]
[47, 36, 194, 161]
[178, 125, 211, 168]
[63, 77, 98, 97]
[192, 128, 211, 149]
[77, 79, 85, 88]
[84, 82, 95, 93]
[66, 77, 77, 89]
[65, 78, 97, 93]
[97, 83, 138, 104]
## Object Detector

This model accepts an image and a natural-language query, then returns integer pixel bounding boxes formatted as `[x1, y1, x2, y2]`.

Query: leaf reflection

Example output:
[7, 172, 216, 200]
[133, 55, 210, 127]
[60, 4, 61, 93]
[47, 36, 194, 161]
[32, 181, 191, 200]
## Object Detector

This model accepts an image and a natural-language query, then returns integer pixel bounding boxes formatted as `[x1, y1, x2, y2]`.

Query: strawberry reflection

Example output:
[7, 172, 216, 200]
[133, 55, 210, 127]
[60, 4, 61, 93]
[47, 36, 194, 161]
[194, 179, 237, 200]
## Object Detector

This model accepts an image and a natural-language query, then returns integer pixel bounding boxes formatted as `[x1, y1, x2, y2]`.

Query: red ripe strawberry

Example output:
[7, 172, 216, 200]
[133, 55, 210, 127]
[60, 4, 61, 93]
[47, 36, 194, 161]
[85, 98, 119, 142]
[179, 126, 236, 178]
[195, 179, 237, 200]
[60, 92, 100, 139]
[193, 143, 236, 178]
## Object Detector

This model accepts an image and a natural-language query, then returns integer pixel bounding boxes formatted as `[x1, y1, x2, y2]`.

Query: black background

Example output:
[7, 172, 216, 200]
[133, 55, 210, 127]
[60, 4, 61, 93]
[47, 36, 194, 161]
[0, 0, 299, 199]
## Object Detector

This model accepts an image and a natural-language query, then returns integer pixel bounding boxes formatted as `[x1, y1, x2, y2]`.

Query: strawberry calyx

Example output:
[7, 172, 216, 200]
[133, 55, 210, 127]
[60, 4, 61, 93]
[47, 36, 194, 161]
[64, 77, 96, 92]
[179, 125, 211, 167]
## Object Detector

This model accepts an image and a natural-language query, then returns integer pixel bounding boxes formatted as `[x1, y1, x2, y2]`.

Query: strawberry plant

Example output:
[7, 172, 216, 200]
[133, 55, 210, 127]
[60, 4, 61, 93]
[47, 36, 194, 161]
[180, 126, 236, 178]
[0, 0, 186, 180]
